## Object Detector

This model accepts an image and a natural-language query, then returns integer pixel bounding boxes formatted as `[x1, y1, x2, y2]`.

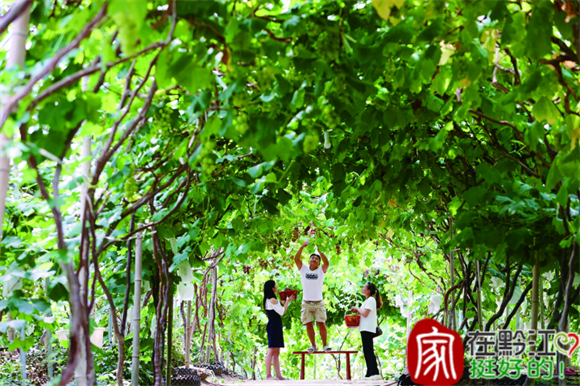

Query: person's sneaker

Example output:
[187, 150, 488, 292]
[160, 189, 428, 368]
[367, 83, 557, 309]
[323, 345, 332, 352]
[307, 346, 316, 353]
[367, 374, 382, 380]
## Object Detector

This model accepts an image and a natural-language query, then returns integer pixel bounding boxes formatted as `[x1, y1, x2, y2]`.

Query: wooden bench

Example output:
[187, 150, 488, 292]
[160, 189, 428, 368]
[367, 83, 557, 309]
[292, 350, 358, 380]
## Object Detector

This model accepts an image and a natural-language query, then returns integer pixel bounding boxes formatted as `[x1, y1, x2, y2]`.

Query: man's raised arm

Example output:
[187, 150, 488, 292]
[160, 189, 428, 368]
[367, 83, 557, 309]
[294, 239, 309, 270]
[318, 247, 329, 273]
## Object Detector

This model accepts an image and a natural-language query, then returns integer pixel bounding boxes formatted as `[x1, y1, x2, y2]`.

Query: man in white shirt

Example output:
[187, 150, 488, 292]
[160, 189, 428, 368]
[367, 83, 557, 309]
[294, 239, 331, 353]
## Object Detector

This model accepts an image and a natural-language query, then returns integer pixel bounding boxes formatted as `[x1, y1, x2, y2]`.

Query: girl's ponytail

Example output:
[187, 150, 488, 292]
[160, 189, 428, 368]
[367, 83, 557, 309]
[366, 282, 383, 309]
[375, 290, 383, 310]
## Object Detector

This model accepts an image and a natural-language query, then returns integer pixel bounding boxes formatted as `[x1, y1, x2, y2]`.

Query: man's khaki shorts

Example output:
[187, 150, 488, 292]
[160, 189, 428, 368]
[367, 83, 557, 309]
[301, 300, 327, 324]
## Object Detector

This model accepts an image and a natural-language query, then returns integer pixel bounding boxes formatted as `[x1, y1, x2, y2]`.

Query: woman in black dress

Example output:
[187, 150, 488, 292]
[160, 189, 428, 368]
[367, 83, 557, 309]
[263, 280, 296, 380]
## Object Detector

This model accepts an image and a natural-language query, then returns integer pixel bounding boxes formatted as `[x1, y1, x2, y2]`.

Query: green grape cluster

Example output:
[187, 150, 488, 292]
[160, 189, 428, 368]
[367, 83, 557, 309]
[201, 157, 215, 174]
[256, 66, 276, 89]
[385, 60, 396, 80]
[334, 75, 346, 93]
[200, 137, 216, 156]
[303, 132, 319, 154]
[307, 21, 323, 37]
[314, 32, 339, 62]
[124, 168, 138, 200]
[199, 138, 217, 174]
[113, 13, 138, 56]
[261, 99, 280, 113]
[21, 279, 35, 295]
[156, 104, 173, 133]
[285, 68, 298, 83]
[333, 75, 351, 105]
[321, 105, 340, 129]
[233, 113, 249, 133]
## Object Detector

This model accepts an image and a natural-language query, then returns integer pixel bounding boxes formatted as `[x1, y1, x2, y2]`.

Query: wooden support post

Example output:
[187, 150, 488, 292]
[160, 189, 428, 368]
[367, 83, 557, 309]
[45, 278, 53, 379]
[530, 251, 540, 352]
[313, 354, 316, 379]
[185, 301, 191, 367]
[19, 326, 26, 382]
[475, 261, 483, 331]
[130, 230, 143, 386]
[293, 351, 357, 381]
[300, 353, 305, 380]
[346, 353, 351, 380]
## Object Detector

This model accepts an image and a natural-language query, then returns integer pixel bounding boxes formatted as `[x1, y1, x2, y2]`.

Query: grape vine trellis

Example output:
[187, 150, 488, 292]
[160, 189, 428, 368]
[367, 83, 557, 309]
[0, 0, 578, 386]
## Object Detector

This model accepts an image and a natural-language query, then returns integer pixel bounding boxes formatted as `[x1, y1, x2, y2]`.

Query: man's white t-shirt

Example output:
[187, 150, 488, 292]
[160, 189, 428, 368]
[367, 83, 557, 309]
[300, 265, 325, 301]
[358, 296, 377, 333]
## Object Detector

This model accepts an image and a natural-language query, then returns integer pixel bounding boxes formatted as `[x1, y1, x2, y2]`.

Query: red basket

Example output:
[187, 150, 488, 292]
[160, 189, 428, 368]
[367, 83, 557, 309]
[344, 314, 360, 328]
[279, 289, 299, 302]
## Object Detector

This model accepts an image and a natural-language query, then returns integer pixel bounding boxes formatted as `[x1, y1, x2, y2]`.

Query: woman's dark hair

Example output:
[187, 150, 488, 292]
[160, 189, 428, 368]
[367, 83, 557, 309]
[366, 282, 383, 309]
[263, 280, 277, 310]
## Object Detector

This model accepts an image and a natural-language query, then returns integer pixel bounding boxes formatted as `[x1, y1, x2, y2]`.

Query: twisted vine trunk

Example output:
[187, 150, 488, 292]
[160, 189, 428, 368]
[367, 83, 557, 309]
[152, 230, 172, 386]
[558, 243, 577, 386]
[523, 251, 540, 386]
[475, 261, 483, 331]
[166, 286, 174, 386]
[206, 265, 219, 363]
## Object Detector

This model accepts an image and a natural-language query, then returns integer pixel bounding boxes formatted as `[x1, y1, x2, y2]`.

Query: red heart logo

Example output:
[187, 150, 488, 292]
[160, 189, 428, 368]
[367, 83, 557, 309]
[568, 333, 579, 358]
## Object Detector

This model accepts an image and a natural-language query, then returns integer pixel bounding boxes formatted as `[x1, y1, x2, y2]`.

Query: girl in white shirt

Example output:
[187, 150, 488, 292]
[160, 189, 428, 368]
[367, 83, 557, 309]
[263, 280, 296, 380]
[351, 282, 383, 380]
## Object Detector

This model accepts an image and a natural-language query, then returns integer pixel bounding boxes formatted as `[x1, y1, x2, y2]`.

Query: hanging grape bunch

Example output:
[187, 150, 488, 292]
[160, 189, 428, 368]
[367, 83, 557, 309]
[331, 74, 350, 105]
[258, 258, 269, 270]
[155, 103, 174, 134]
[385, 59, 396, 80]
[321, 105, 340, 130]
[198, 136, 217, 174]
[307, 20, 323, 37]
[232, 112, 249, 134]
[123, 167, 138, 200]
[291, 227, 301, 242]
[303, 131, 319, 154]
[314, 31, 339, 62]
[261, 98, 280, 113]
[112, 12, 139, 56]
[256, 66, 276, 90]
[285, 67, 298, 83]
